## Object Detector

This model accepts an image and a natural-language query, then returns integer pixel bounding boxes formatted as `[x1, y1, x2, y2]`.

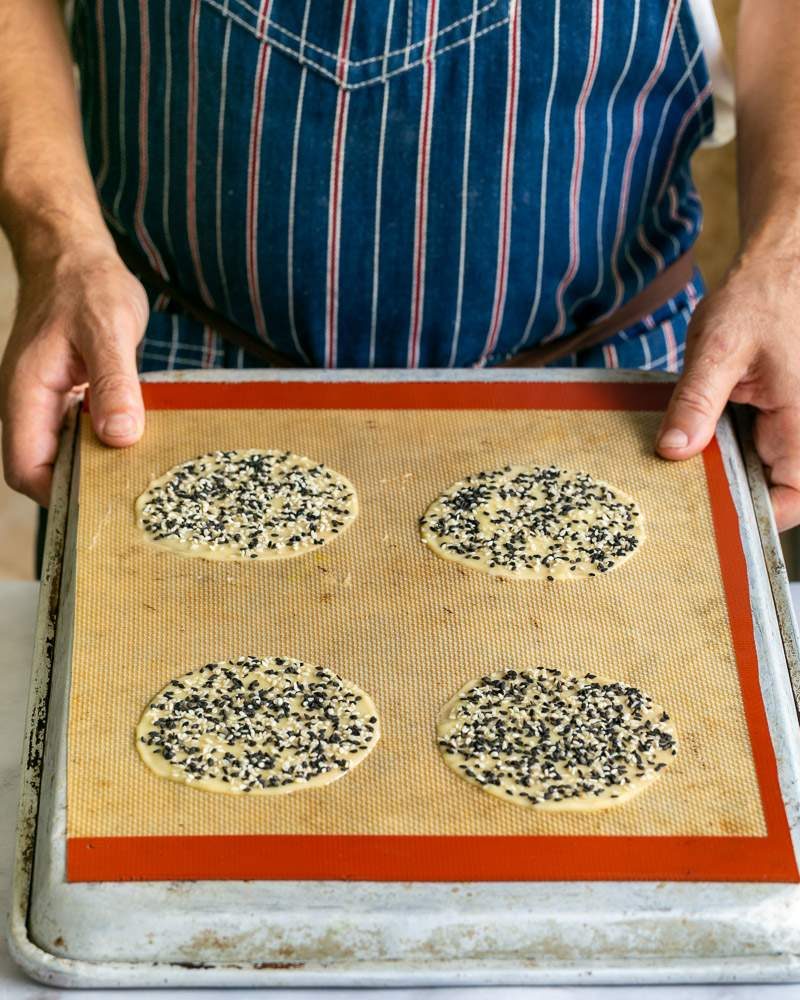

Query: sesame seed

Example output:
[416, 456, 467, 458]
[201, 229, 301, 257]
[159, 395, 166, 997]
[420, 465, 643, 580]
[137, 656, 380, 794]
[437, 668, 676, 809]
[138, 450, 357, 560]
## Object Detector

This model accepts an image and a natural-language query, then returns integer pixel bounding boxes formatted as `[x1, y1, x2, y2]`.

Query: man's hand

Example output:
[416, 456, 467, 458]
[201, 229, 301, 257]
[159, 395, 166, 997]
[0, 243, 149, 505]
[0, 0, 151, 505]
[657, 250, 800, 531]
[662, 0, 800, 534]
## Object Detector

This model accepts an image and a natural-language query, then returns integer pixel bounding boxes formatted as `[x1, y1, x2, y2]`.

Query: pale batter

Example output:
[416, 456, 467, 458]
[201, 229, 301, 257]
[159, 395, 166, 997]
[137, 655, 380, 795]
[136, 449, 357, 560]
[420, 464, 644, 580]
[437, 667, 676, 810]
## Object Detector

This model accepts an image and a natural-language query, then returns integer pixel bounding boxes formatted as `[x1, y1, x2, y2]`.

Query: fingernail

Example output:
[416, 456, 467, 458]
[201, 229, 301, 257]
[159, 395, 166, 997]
[659, 428, 689, 450]
[102, 413, 136, 438]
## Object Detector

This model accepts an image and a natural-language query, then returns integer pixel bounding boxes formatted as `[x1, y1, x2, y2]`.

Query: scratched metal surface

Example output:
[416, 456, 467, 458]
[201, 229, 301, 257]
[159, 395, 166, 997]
[8, 369, 800, 989]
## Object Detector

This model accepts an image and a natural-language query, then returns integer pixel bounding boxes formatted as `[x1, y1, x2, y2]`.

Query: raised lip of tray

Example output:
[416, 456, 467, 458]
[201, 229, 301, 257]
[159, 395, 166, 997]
[8, 368, 800, 988]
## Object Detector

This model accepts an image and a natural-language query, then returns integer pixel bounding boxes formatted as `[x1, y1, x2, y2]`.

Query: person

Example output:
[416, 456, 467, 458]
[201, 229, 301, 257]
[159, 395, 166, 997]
[0, 0, 798, 531]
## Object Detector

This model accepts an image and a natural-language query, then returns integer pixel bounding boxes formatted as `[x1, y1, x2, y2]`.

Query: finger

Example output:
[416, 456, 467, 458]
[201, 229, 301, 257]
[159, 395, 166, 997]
[770, 485, 800, 533]
[765, 455, 800, 532]
[657, 304, 748, 460]
[753, 406, 800, 531]
[82, 304, 145, 447]
[753, 408, 800, 470]
[1, 369, 72, 506]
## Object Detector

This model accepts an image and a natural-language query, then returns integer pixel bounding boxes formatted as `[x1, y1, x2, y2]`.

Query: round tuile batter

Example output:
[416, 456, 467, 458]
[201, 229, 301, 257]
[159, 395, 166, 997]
[419, 464, 644, 580]
[136, 449, 357, 561]
[136, 655, 380, 795]
[437, 668, 677, 810]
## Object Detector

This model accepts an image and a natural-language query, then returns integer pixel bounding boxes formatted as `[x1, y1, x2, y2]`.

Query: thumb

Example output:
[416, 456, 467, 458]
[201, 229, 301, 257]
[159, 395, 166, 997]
[657, 306, 746, 460]
[82, 305, 146, 448]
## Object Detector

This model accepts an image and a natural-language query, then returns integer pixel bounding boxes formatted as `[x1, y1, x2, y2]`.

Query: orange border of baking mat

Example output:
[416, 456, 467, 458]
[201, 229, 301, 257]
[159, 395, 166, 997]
[69, 380, 799, 883]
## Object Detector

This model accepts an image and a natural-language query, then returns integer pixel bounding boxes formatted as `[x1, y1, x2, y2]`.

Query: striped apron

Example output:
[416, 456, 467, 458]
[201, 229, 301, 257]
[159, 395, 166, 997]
[70, 0, 713, 373]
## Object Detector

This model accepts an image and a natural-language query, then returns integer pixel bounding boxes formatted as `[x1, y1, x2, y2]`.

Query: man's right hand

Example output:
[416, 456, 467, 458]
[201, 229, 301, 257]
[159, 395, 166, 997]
[0, 242, 149, 505]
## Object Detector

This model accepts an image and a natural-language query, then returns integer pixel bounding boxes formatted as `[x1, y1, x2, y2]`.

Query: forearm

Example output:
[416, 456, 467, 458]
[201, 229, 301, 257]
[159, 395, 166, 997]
[0, 0, 111, 269]
[655, 0, 800, 530]
[736, 0, 800, 254]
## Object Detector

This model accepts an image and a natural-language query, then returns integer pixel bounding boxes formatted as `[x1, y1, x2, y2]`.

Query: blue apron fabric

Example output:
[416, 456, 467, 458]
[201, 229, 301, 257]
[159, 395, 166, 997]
[70, 0, 714, 372]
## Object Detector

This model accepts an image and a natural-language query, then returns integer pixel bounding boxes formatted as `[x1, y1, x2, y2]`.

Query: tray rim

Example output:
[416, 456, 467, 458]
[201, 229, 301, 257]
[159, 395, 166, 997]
[9, 367, 800, 988]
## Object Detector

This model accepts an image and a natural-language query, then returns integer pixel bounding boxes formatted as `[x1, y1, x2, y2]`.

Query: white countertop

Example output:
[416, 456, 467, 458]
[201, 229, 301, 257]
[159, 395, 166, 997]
[2, 579, 800, 999]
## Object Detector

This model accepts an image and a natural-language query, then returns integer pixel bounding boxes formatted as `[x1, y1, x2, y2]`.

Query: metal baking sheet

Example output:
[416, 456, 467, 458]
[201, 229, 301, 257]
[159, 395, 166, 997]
[9, 368, 800, 988]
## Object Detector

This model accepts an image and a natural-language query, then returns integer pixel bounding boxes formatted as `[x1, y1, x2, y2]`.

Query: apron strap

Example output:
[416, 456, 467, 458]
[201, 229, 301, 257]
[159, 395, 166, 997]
[502, 251, 695, 368]
[115, 232, 694, 371]
[114, 233, 297, 368]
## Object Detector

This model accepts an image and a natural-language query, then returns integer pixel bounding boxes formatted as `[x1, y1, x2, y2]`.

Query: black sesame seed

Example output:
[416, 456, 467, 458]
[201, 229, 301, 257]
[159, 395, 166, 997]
[421, 466, 641, 579]
[139, 450, 355, 558]
[438, 667, 675, 808]
[141, 656, 379, 792]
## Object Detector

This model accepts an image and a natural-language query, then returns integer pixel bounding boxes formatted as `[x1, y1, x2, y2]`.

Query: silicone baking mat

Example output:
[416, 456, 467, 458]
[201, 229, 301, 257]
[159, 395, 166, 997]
[66, 380, 797, 882]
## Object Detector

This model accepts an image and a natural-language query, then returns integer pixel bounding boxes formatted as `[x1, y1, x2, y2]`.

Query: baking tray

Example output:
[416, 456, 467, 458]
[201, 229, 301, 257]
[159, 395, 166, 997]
[9, 368, 800, 988]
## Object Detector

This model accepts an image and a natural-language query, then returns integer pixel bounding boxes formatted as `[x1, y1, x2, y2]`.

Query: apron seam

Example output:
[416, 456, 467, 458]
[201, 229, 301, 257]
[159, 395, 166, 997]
[220, 0, 503, 68]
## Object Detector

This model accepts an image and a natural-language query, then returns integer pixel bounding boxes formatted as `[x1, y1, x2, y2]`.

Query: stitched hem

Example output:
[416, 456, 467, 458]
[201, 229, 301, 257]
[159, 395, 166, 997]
[200, 0, 513, 89]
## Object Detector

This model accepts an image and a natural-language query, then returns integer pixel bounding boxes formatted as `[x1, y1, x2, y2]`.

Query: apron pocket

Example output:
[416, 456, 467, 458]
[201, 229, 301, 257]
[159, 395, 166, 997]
[201, 0, 512, 89]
